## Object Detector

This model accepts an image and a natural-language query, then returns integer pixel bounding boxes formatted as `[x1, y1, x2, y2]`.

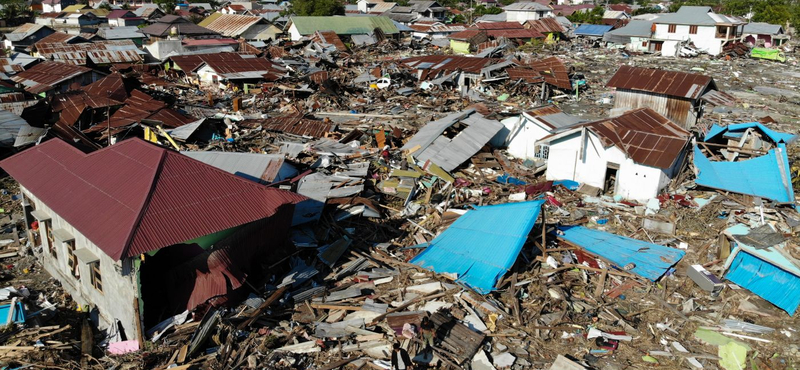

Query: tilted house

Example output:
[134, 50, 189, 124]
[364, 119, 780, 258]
[650, 6, 745, 56]
[1, 138, 304, 340]
[606, 65, 718, 129]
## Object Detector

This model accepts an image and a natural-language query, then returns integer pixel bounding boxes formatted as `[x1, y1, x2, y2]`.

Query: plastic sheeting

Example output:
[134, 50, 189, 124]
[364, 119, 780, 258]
[410, 200, 545, 294]
[557, 226, 685, 281]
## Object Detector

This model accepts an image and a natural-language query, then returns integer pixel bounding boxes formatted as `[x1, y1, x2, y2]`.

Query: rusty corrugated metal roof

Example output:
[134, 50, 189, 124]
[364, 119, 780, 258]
[311, 31, 347, 52]
[52, 90, 124, 126]
[81, 73, 128, 102]
[506, 67, 544, 83]
[589, 108, 689, 169]
[486, 28, 543, 39]
[525, 17, 566, 34]
[476, 22, 524, 30]
[0, 138, 306, 260]
[203, 14, 263, 37]
[10, 61, 93, 94]
[525, 105, 562, 117]
[700, 90, 736, 107]
[606, 65, 714, 100]
[34, 40, 142, 65]
[529, 56, 571, 90]
[260, 114, 332, 138]
[85, 89, 194, 132]
[401, 55, 497, 76]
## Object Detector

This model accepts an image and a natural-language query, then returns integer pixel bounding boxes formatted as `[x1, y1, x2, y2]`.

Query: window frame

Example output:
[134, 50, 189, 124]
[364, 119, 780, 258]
[667, 24, 677, 33]
[90, 262, 103, 293]
[44, 220, 56, 258]
[689, 25, 698, 34]
[66, 240, 79, 278]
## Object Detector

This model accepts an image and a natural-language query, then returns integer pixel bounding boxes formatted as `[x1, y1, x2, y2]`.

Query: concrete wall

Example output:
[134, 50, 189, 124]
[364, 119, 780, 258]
[288, 23, 302, 41]
[629, 36, 650, 53]
[544, 131, 674, 201]
[196, 64, 220, 84]
[506, 10, 553, 23]
[504, 114, 551, 161]
[653, 23, 724, 55]
[21, 186, 140, 340]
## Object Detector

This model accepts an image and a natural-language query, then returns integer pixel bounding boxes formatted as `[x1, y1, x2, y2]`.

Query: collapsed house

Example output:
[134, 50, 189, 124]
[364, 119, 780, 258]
[0, 138, 305, 341]
[401, 109, 503, 172]
[538, 108, 690, 201]
[693, 122, 796, 204]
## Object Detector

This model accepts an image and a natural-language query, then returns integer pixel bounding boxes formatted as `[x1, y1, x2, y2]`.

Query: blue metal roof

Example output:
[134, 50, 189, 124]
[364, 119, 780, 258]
[723, 224, 800, 315]
[693, 144, 794, 203]
[705, 122, 797, 144]
[410, 200, 545, 294]
[574, 24, 613, 36]
[557, 226, 685, 281]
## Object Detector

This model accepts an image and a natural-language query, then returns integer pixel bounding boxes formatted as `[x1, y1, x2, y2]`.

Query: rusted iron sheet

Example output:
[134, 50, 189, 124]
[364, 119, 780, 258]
[606, 65, 713, 100]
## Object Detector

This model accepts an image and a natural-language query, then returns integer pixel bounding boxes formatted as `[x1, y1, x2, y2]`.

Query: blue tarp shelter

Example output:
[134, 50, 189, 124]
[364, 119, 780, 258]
[410, 200, 545, 294]
[694, 123, 796, 203]
[723, 224, 800, 316]
[557, 226, 685, 281]
[573, 24, 614, 37]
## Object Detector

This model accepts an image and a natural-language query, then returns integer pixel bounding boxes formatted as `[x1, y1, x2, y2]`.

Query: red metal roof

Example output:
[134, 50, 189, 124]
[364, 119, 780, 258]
[606, 65, 714, 100]
[10, 61, 93, 94]
[525, 17, 566, 34]
[34, 40, 142, 65]
[85, 89, 194, 132]
[181, 38, 238, 47]
[588, 108, 689, 169]
[0, 138, 306, 260]
[259, 114, 333, 138]
[52, 90, 123, 126]
[529, 56, 571, 90]
[311, 31, 347, 52]
[81, 73, 128, 102]
[486, 28, 543, 39]
[476, 22, 524, 30]
[506, 67, 544, 84]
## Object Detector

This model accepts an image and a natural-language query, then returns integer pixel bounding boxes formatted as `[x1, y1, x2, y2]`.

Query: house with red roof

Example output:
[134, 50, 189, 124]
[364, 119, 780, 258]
[1, 138, 305, 340]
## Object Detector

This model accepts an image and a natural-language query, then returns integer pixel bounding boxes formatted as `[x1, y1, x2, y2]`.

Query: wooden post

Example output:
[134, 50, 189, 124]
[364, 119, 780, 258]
[539, 207, 547, 256]
[134, 298, 145, 349]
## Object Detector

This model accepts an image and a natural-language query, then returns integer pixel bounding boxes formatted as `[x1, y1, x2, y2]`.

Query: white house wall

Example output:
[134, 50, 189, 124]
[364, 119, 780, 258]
[544, 132, 674, 201]
[503, 115, 551, 160]
[288, 23, 302, 41]
[21, 186, 140, 340]
[196, 64, 219, 84]
[653, 24, 723, 56]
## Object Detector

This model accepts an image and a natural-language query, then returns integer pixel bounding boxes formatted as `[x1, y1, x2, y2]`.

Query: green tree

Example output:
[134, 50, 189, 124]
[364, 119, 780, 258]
[99, 2, 113, 10]
[121, 2, 131, 10]
[0, 0, 31, 25]
[473, 4, 502, 16]
[567, 6, 604, 24]
[632, 6, 661, 16]
[154, 0, 178, 14]
[285, 0, 345, 16]
[498, 0, 515, 5]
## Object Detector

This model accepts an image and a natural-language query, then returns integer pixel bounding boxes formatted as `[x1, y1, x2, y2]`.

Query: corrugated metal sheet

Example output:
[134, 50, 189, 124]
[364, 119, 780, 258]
[700, 90, 736, 107]
[693, 144, 794, 203]
[81, 73, 128, 102]
[261, 114, 332, 138]
[140, 15, 219, 38]
[85, 89, 194, 132]
[411, 200, 545, 294]
[0, 110, 30, 147]
[590, 108, 689, 169]
[402, 55, 496, 77]
[606, 65, 714, 100]
[573, 24, 614, 36]
[311, 31, 347, 52]
[10, 61, 93, 94]
[525, 17, 566, 34]
[290, 16, 399, 36]
[203, 14, 263, 37]
[476, 22, 524, 30]
[506, 67, 544, 84]
[401, 109, 504, 172]
[0, 138, 306, 261]
[181, 151, 297, 183]
[722, 224, 800, 315]
[4, 23, 49, 42]
[486, 28, 543, 39]
[529, 56, 571, 90]
[34, 40, 142, 65]
[558, 225, 686, 281]
[612, 89, 694, 129]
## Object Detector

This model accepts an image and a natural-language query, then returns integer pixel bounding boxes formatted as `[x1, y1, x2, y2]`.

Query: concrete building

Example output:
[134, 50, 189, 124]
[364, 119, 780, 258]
[503, 2, 554, 23]
[0, 138, 304, 340]
[650, 6, 745, 56]
[538, 108, 690, 201]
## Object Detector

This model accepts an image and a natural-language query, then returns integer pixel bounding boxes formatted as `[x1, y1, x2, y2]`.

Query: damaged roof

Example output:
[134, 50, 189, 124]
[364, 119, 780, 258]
[261, 114, 333, 138]
[529, 56, 571, 90]
[181, 151, 297, 184]
[10, 61, 95, 94]
[85, 89, 194, 132]
[202, 14, 265, 37]
[525, 17, 567, 34]
[140, 15, 220, 37]
[606, 65, 715, 100]
[401, 55, 497, 77]
[34, 40, 143, 65]
[0, 138, 306, 260]
[401, 109, 504, 172]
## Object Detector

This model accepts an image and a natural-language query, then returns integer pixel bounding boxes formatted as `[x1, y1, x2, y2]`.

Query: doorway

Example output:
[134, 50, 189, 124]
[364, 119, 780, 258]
[604, 164, 619, 194]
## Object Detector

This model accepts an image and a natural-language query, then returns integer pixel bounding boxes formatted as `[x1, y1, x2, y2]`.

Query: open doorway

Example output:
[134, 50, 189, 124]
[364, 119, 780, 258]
[604, 164, 619, 194]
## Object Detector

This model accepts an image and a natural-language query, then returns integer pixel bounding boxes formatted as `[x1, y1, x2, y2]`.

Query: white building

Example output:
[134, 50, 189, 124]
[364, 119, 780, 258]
[503, 2, 554, 23]
[537, 108, 690, 201]
[651, 6, 745, 56]
[491, 105, 584, 161]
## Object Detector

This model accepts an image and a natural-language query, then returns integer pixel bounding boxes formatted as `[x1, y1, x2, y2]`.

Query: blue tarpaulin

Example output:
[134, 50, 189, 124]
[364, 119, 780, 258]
[723, 224, 800, 315]
[410, 200, 545, 294]
[693, 144, 794, 203]
[705, 122, 797, 144]
[574, 24, 614, 37]
[557, 226, 685, 281]
[0, 301, 25, 325]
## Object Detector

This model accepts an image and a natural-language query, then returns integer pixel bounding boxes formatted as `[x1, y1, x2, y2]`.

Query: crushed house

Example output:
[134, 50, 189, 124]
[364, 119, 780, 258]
[10, 61, 106, 95]
[537, 108, 690, 201]
[200, 14, 282, 41]
[492, 105, 585, 163]
[606, 65, 718, 129]
[0, 138, 305, 340]
[400, 55, 515, 91]
[742, 22, 788, 48]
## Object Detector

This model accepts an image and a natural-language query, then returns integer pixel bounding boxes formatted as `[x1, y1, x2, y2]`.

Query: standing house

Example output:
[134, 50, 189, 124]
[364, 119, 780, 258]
[742, 22, 788, 48]
[10, 61, 105, 95]
[42, 0, 77, 13]
[602, 20, 654, 52]
[503, 2, 554, 23]
[287, 16, 399, 41]
[650, 6, 745, 56]
[492, 105, 584, 161]
[408, 0, 447, 20]
[606, 65, 718, 130]
[202, 14, 282, 41]
[2, 24, 56, 51]
[0, 138, 305, 338]
[107, 10, 145, 27]
[538, 108, 690, 201]
[139, 15, 221, 41]
[447, 29, 488, 54]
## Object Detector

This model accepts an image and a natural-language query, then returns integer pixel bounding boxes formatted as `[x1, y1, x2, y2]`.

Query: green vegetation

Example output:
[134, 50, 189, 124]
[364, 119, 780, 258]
[566, 6, 604, 24]
[284, 0, 345, 16]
